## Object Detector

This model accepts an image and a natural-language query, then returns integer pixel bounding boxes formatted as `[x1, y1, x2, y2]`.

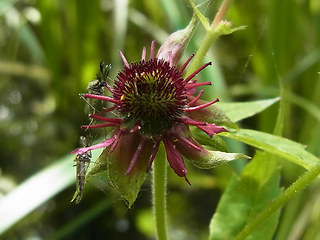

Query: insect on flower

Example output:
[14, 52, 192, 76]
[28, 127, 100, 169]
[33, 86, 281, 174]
[80, 61, 112, 112]
[80, 61, 114, 130]
[71, 136, 92, 204]
[72, 40, 228, 186]
[87, 61, 112, 96]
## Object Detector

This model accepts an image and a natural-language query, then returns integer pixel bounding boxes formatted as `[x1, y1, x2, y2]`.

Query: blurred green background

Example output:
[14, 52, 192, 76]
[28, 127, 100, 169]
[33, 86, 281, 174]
[1, 0, 320, 239]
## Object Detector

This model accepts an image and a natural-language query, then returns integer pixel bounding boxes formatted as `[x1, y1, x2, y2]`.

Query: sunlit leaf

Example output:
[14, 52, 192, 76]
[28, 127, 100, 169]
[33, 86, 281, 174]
[209, 151, 282, 240]
[221, 129, 320, 170]
[0, 156, 74, 235]
[218, 97, 280, 123]
[186, 150, 250, 169]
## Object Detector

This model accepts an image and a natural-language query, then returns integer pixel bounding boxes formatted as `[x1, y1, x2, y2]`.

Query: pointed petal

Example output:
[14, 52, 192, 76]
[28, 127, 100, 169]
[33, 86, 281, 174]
[71, 137, 115, 155]
[186, 96, 238, 130]
[181, 116, 227, 138]
[163, 140, 188, 178]
[141, 46, 146, 61]
[146, 141, 161, 172]
[119, 50, 129, 68]
[172, 124, 211, 161]
[172, 124, 250, 169]
[126, 137, 146, 175]
[196, 123, 227, 138]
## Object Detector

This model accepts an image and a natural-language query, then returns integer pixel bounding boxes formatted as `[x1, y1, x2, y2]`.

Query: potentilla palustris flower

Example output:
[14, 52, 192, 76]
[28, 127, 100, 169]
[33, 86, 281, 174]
[72, 41, 227, 184]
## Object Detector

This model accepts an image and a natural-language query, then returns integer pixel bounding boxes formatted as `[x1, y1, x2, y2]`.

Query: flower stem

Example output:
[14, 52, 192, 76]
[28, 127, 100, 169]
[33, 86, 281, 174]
[185, 0, 233, 78]
[184, 31, 219, 78]
[153, 142, 168, 240]
[235, 161, 320, 240]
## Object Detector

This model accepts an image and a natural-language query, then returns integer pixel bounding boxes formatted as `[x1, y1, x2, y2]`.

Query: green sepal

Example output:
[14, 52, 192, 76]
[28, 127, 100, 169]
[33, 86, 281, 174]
[107, 153, 148, 208]
[87, 133, 154, 207]
[186, 150, 250, 169]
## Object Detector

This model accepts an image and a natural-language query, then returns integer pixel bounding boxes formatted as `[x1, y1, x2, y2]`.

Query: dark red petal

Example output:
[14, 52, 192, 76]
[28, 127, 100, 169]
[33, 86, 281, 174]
[104, 132, 155, 175]
[196, 124, 227, 138]
[179, 54, 194, 73]
[126, 137, 146, 175]
[188, 90, 204, 106]
[163, 140, 190, 184]
[89, 114, 123, 123]
[82, 93, 121, 105]
[146, 141, 161, 172]
[184, 62, 212, 83]
[171, 124, 210, 161]
[81, 122, 117, 129]
[119, 50, 130, 68]
[184, 98, 219, 112]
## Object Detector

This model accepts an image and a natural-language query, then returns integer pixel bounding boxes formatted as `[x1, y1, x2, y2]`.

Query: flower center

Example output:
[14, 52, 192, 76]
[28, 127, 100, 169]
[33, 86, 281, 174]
[113, 59, 187, 136]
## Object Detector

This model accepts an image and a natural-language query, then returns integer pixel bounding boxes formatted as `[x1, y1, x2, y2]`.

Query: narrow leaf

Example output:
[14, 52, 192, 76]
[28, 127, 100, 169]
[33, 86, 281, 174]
[220, 129, 320, 170]
[188, 0, 210, 30]
[218, 97, 280, 123]
[0, 155, 75, 235]
[209, 151, 282, 240]
[213, 22, 247, 37]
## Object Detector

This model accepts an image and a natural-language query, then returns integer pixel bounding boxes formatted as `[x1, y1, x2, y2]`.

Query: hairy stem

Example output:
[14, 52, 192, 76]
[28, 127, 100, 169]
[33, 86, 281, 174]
[184, 31, 219, 78]
[185, 0, 232, 77]
[235, 162, 320, 240]
[153, 143, 168, 240]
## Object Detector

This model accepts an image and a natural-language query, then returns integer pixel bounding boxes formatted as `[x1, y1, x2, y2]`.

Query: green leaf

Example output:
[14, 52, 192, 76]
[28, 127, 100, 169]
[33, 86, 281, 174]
[220, 129, 320, 170]
[209, 151, 282, 240]
[218, 97, 280, 123]
[0, 154, 75, 235]
[188, 0, 210, 30]
[187, 150, 250, 169]
[88, 150, 148, 208]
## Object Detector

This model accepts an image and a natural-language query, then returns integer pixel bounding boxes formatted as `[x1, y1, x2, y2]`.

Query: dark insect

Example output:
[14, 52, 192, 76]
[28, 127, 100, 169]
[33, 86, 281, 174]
[71, 136, 91, 204]
[87, 60, 112, 95]
[72, 62, 112, 203]
[81, 61, 112, 128]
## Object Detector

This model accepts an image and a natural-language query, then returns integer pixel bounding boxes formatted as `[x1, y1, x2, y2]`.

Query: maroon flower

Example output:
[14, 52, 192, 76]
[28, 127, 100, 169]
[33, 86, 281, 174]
[72, 41, 227, 184]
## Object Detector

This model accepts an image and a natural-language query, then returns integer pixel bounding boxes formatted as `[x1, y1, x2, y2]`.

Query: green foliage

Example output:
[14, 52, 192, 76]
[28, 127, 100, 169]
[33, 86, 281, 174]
[187, 150, 250, 169]
[221, 129, 320, 170]
[0, 155, 74, 235]
[209, 151, 282, 240]
[218, 97, 280, 123]
[1, 0, 320, 239]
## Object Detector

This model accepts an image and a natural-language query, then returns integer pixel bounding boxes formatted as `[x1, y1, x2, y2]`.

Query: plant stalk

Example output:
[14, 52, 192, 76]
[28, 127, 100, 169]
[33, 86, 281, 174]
[153, 143, 168, 240]
[235, 162, 320, 240]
